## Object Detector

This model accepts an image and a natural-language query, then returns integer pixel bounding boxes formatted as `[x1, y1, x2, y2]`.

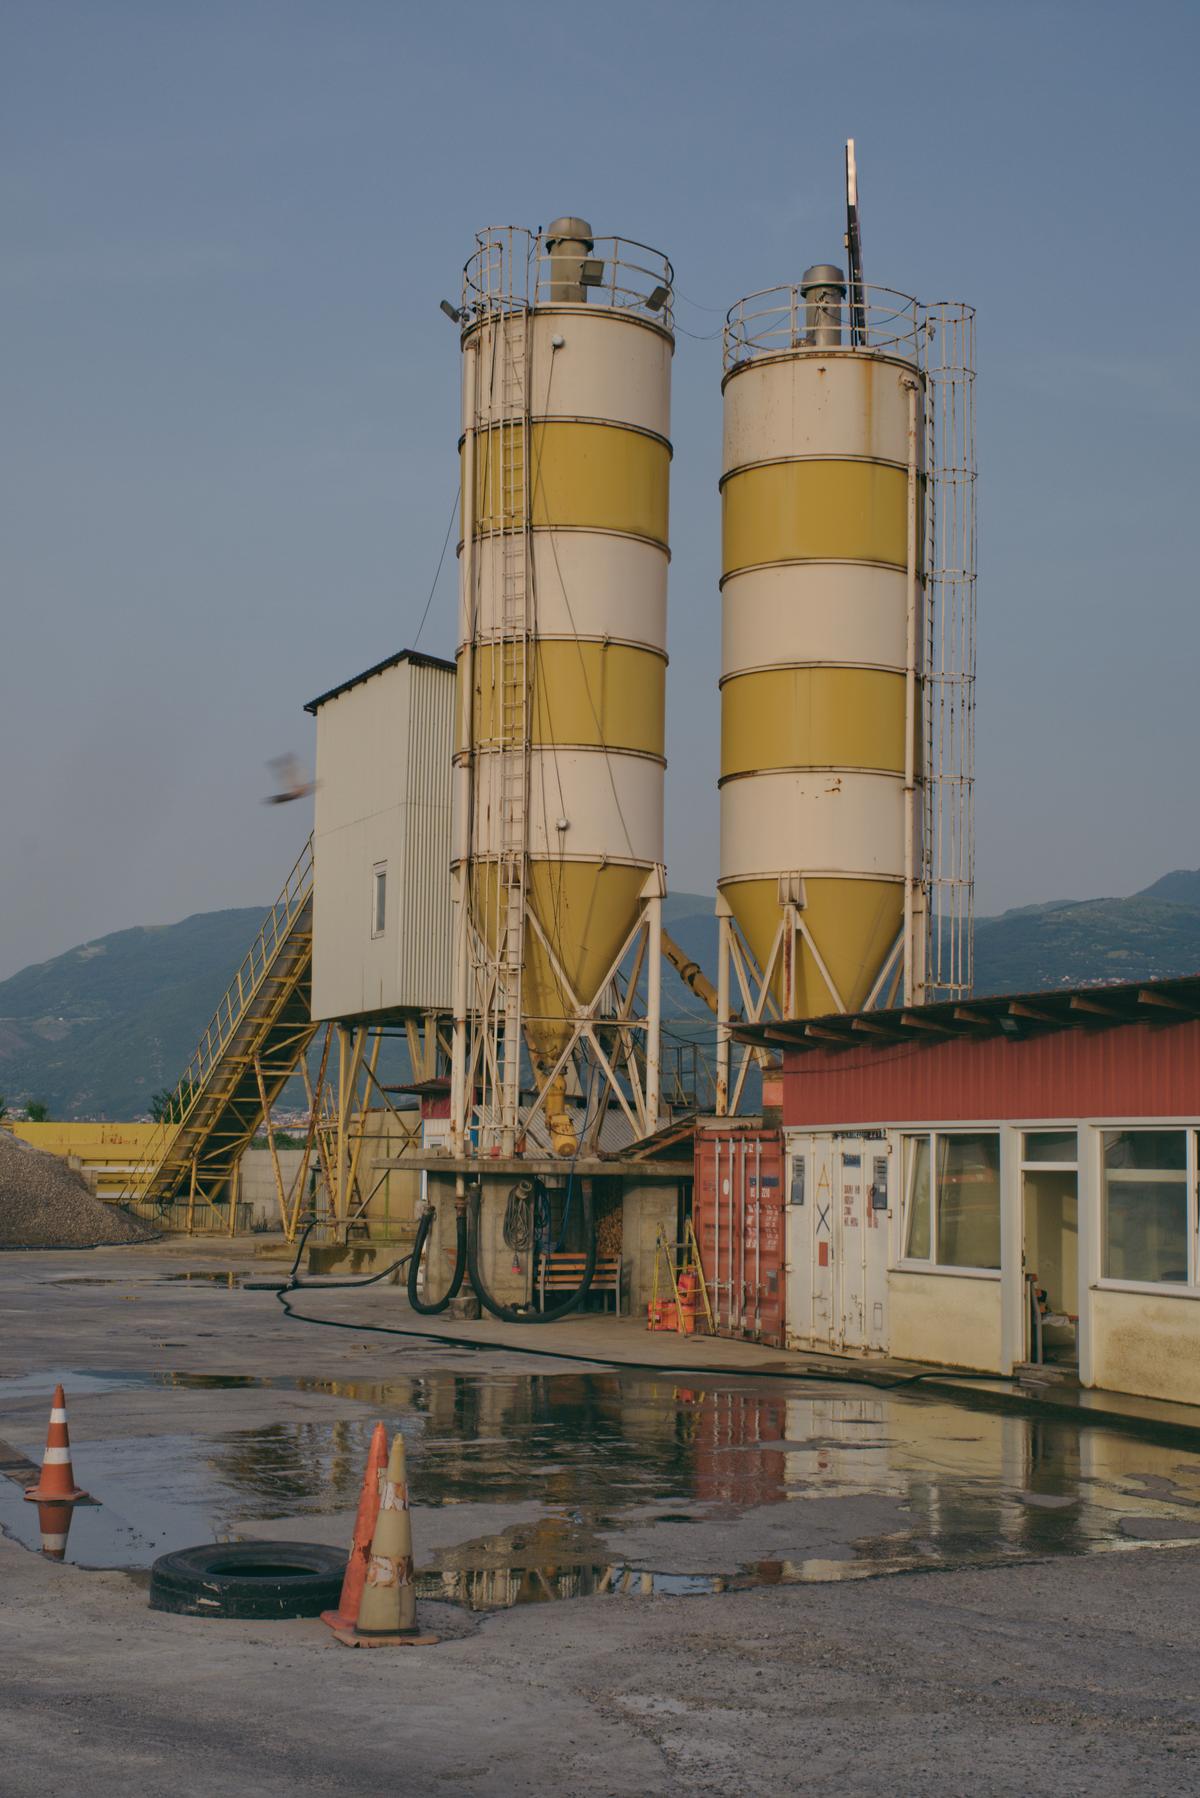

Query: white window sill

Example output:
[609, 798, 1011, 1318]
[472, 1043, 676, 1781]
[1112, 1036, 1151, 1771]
[893, 1263, 1001, 1281]
[1094, 1278, 1200, 1301]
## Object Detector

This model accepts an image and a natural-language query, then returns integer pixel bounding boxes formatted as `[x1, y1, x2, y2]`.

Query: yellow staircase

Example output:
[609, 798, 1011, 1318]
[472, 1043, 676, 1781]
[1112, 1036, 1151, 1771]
[123, 839, 316, 1212]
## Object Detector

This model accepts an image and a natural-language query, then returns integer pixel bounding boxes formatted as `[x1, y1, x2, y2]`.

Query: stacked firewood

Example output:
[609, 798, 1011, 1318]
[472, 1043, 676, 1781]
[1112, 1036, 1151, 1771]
[595, 1207, 623, 1258]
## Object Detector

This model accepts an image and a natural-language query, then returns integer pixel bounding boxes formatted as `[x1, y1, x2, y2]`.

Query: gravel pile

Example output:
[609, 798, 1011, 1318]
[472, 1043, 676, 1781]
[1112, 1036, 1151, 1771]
[0, 1131, 158, 1249]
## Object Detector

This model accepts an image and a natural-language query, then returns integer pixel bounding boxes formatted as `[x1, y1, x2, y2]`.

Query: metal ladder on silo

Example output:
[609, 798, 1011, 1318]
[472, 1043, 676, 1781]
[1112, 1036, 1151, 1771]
[496, 308, 531, 1137]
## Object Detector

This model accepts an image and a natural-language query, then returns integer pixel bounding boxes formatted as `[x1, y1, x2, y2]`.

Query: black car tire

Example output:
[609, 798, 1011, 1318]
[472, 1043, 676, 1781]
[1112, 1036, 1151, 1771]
[148, 1541, 347, 1619]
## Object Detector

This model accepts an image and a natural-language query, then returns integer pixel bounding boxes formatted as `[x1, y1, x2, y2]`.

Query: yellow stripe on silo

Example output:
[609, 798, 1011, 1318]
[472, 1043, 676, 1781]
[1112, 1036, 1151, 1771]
[468, 640, 666, 757]
[720, 667, 905, 778]
[472, 421, 669, 547]
[719, 874, 904, 1014]
[721, 459, 907, 577]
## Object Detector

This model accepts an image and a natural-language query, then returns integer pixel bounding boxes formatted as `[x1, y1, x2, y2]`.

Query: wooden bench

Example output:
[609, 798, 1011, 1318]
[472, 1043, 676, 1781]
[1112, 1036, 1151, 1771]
[536, 1253, 623, 1316]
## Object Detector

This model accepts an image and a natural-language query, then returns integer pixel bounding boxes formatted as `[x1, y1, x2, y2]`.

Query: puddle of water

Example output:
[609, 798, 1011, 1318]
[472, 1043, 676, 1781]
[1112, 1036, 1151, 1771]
[4, 1365, 1200, 1595]
[38, 1278, 129, 1287]
[160, 1273, 244, 1287]
[39, 1273, 245, 1290]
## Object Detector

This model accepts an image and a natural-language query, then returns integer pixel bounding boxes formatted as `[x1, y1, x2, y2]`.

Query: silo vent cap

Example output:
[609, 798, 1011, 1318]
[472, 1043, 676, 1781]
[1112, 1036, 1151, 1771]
[800, 263, 845, 295]
[545, 216, 595, 251]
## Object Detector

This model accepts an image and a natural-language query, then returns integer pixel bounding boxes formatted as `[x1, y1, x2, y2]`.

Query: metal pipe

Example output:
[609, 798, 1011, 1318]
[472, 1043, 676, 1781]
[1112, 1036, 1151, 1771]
[662, 928, 720, 1015]
[902, 374, 920, 1008]
[754, 1137, 762, 1336]
[451, 336, 478, 1156]
[725, 1138, 734, 1335]
[712, 1136, 721, 1332]
[738, 1137, 746, 1331]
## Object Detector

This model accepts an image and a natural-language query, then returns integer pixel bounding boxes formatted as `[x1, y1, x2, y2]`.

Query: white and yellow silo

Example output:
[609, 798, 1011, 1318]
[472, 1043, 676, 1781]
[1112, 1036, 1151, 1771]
[718, 269, 927, 1056]
[451, 221, 673, 1156]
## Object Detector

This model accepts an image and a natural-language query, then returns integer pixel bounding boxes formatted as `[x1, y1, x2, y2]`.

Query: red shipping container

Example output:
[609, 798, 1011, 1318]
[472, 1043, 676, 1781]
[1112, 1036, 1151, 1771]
[693, 1127, 785, 1346]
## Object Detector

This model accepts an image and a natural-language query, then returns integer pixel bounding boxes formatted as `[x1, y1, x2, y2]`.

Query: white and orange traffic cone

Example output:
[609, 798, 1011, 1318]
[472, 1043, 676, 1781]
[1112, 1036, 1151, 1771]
[24, 1385, 90, 1504]
[321, 1421, 387, 1633]
[37, 1499, 74, 1561]
[332, 1431, 437, 1648]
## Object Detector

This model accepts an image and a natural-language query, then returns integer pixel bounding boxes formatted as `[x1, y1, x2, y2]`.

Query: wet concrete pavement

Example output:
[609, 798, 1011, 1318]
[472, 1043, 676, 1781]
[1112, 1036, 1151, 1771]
[3, 1238, 1200, 1793]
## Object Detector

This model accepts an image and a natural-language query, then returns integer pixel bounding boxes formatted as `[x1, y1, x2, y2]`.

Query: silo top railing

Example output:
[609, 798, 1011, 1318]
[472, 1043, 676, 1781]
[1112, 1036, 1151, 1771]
[724, 281, 925, 370]
[462, 226, 674, 330]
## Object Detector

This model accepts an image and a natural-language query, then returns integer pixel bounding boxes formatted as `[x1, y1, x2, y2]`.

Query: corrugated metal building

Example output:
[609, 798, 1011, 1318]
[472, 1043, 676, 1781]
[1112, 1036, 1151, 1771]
[306, 650, 454, 1022]
[735, 976, 1200, 1407]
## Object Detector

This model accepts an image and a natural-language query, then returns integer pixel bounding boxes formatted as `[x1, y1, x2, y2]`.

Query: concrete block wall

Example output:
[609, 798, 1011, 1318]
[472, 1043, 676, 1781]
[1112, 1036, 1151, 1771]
[621, 1180, 683, 1314]
[237, 1149, 310, 1229]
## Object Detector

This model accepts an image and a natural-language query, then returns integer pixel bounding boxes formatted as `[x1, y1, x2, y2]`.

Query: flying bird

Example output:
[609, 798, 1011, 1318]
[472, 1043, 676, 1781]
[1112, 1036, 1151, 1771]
[263, 754, 317, 806]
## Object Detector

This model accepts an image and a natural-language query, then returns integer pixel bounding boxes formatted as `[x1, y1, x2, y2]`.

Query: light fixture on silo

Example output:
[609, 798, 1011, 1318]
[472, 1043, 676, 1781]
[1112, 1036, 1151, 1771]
[439, 299, 463, 323]
[646, 284, 669, 313]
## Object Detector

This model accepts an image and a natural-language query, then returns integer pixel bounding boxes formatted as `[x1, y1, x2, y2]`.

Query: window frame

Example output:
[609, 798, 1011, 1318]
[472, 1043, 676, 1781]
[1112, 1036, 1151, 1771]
[370, 862, 388, 939]
[1096, 1126, 1199, 1295]
[899, 1128, 1003, 1277]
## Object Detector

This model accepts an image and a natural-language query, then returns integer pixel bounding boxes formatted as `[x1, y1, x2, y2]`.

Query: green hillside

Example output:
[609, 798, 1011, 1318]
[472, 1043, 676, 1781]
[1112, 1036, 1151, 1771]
[3, 872, 1199, 1121]
[973, 888, 1200, 995]
[0, 909, 268, 1120]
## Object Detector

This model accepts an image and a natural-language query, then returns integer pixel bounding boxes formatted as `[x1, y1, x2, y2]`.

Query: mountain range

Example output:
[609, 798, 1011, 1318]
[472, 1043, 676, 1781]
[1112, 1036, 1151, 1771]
[2, 872, 1198, 1120]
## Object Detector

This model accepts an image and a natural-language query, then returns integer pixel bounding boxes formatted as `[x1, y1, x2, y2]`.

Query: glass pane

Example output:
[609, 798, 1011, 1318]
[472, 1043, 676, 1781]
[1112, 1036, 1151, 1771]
[1023, 1130, 1077, 1164]
[374, 869, 387, 934]
[936, 1132, 1001, 1269]
[904, 1136, 931, 1260]
[1102, 1130, 1188, 1283]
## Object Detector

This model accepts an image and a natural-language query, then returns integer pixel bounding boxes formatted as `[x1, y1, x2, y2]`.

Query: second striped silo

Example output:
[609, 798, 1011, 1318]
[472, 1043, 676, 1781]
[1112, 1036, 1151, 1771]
[719, 272, 925, 1021]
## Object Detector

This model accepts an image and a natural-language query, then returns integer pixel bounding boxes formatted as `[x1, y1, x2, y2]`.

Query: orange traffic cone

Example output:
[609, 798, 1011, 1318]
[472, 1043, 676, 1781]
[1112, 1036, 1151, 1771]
[332, 1432, 438, 1648]
[37, 1499, 74, 1561]
[24, 1386, 90, 1504]
[321, 1421, 388, 1632]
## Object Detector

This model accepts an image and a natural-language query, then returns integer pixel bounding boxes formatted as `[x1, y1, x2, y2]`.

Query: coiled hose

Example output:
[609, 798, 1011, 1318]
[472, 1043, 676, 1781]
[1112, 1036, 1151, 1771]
[405, 1204, 468, 1315]
[466, 1180, 596, 1323]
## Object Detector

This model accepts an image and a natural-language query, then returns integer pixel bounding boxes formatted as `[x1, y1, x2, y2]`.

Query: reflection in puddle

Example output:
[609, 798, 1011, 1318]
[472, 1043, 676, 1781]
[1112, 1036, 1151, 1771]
[4, 1366, 1200, 1592]
[419, 1563, 724, 1609]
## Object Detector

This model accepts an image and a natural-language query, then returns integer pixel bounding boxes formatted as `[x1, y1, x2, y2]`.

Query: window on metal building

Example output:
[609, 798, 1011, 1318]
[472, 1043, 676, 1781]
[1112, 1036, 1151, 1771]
[371, 863, 387, 938]
[1102, 1130, 1191, 1286]
[902, 1131, 1001, 1271]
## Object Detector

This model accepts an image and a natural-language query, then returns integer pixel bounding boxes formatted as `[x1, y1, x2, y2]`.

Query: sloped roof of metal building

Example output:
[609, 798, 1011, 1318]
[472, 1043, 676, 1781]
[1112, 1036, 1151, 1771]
[733, 972, 1200, 1055]
[304, 647, 454, 716]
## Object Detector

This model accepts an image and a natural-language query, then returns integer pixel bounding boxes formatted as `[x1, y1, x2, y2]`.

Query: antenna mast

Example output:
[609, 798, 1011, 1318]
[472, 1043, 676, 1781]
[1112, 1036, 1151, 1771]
[844, 138, 866, 348]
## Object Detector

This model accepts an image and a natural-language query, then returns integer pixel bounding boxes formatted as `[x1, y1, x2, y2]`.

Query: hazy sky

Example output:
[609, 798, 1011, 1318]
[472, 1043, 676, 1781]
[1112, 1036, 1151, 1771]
[3, 0, 1198, 978]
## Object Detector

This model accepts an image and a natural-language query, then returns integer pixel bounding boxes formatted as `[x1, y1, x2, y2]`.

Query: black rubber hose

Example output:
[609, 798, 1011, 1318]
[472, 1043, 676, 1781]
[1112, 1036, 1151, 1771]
[466, 1182, 596, 1323]
[244, 1219, 413, 1292]
[405, 1205, 468, 1315]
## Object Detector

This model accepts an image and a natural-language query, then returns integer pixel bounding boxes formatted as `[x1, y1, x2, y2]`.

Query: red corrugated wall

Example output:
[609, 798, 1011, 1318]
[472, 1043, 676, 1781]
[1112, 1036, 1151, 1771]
[693, 1127, 786, 1345]
[782, 1017, 1200, 1125]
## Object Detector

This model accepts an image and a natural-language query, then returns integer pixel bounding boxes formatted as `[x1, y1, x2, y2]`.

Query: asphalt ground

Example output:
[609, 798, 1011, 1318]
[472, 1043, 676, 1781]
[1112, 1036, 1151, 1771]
[2, 1238, 1199, 1795]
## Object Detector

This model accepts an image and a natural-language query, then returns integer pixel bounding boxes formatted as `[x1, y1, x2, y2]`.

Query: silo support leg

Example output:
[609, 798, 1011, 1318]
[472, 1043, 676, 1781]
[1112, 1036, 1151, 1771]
[716, 910, 732, 1115]
[644, 892, 662, 1134]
